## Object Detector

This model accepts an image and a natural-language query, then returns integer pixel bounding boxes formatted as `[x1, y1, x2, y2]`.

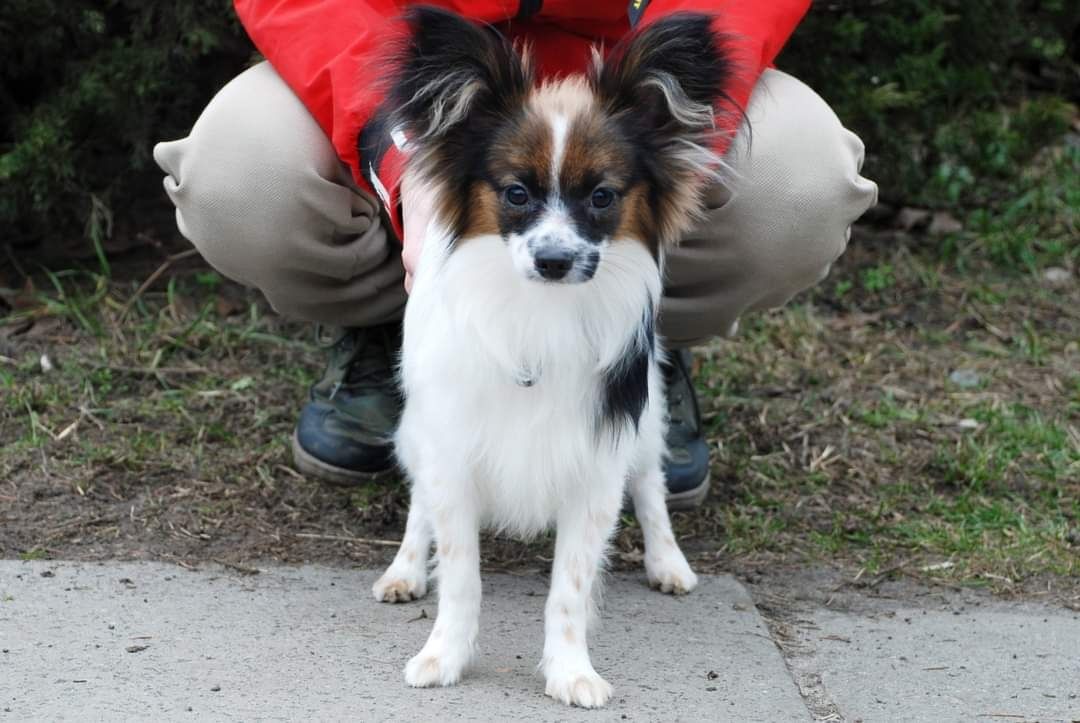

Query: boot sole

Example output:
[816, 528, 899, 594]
[290, 430, 396, 487]
[665, 470, 711, 511]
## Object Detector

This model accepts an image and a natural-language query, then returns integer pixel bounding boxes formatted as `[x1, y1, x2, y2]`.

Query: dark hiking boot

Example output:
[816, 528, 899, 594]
[291, 324, 402, 485]
[663, 349, 711, 509]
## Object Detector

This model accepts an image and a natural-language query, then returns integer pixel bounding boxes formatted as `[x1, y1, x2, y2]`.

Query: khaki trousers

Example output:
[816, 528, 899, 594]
[154, 62, 877, 347]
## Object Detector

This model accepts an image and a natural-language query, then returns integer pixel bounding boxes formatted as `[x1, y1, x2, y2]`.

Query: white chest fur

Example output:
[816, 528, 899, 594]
[394, 232, 664, 535]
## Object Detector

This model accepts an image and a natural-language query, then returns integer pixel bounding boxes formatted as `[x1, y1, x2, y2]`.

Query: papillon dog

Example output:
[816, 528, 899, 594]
[370, 7, 731, 708]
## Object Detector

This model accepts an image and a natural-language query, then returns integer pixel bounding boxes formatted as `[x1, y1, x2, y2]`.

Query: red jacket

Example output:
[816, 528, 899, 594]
[233, 0, 810, 239]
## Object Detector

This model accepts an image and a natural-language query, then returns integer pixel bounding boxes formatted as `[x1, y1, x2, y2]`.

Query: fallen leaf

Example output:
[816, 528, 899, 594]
[1042, 267, 1072, 287]
[928, 211, 963, 235]
[895, 207, 930, 231]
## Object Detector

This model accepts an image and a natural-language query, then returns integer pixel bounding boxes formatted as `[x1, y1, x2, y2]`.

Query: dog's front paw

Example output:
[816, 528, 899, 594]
[545, 668, 613, 708]
[645, 552, 698, 595]
[372, 567, 427, 603]
[403, 647, 468, 688]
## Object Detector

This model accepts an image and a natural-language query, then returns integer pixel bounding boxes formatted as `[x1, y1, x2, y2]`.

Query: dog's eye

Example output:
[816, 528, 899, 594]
[590, 187, 616, 209]
[505, 185, 530, 206]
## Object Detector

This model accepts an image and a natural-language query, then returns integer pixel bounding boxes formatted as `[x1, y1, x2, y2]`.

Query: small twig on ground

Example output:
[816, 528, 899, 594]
[118, 248, 200, 320]
[91, 364, 209, 376]
[966, 302, 1012, 342]
[77, 405, 106, 431]
[294, 532, 401, 547]
[46, 515, 117, 536]
[274, 464, 305, 481]
[212, 559, 261, 576]
[55, 418, 79, 441]
[838, 558, 913, 590]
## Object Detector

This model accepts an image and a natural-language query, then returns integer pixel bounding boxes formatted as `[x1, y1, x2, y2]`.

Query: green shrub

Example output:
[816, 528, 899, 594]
[780, 0, 1078, 208]
[1, 1, 250, 250]
[2, 1, 1078, 254]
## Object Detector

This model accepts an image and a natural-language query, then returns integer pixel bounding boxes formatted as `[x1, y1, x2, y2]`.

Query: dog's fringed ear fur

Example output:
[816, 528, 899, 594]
[389, 7, 531, 144]
[386, 7, 534, 234]
[593, 14, 734, 246]
[594, 13, 729, 141]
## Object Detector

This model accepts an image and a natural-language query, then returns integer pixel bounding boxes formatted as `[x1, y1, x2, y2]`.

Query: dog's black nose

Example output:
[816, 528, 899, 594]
[534, 247, 574, 280]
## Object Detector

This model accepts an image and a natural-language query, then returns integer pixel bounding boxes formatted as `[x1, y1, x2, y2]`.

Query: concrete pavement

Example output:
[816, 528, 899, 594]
[785, 596, 1080, 722]
[2, 561, 1079, 721]
[2, 561, 805, 721]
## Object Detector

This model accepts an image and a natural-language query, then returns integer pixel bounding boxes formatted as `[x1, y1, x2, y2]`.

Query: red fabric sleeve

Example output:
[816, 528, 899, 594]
[233, 0, 399, 185]
[233, 1, 810, 240]
[232, 1, 540, 240]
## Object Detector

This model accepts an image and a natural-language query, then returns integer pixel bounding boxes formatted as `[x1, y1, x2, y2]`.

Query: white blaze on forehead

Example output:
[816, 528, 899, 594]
[550, 113, 570, 197]
[529, 77, 596, 202]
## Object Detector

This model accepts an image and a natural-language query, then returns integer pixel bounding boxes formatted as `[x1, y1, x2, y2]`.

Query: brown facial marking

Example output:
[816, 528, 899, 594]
[563, 624, 576, 645]
[559, 113, 628, 193]
[452, 110, 552, 242]
[612, 184, 656, 254]
[488, 111, 552, 188]
[653, 179, 705, 251]
[406, 550, 417, 563]
[462, 182, 500, 237]
[557, 103, 658, 257]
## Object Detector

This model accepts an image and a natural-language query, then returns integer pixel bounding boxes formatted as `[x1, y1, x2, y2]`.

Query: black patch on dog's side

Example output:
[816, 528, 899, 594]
[598, 298, 655, 437]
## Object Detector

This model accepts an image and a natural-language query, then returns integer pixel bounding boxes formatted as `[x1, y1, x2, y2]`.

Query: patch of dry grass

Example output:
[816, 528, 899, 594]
[1, 225, 1078, 600]
[0, 266, 407, 567]
[671, 231, 1079, 597]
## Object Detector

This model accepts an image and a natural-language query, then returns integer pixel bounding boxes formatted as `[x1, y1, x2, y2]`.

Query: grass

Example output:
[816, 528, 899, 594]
[674, 161, 1079, 592]
[1, 145, 1078, 599]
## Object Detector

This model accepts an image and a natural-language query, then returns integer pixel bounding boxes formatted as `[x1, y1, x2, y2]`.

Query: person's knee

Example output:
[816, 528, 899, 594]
[661, 72, 878, 347]
[153, 62, 354, 289]
[731, 70, 878, 306]
[154, 138, 271, 287]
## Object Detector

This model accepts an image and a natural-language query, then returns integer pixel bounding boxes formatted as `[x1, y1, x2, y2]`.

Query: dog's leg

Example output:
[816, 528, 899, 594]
[403, 490, 480, 687]
[542, 481, 622, 708]
[372, 488, 431, 602]
[629, 464, 698, 594]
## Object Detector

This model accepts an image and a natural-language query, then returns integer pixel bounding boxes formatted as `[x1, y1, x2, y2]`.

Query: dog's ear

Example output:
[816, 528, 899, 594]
[389, 7, 530, 143]
[594, 13, 730, 142]
[594, 14, 734, 245]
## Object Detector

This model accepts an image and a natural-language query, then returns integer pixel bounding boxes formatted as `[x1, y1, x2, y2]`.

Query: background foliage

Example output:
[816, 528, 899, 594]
[1, 1, 249, 252]
[782, 0, 1079, 209]
[1, 0, 1078, 255]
